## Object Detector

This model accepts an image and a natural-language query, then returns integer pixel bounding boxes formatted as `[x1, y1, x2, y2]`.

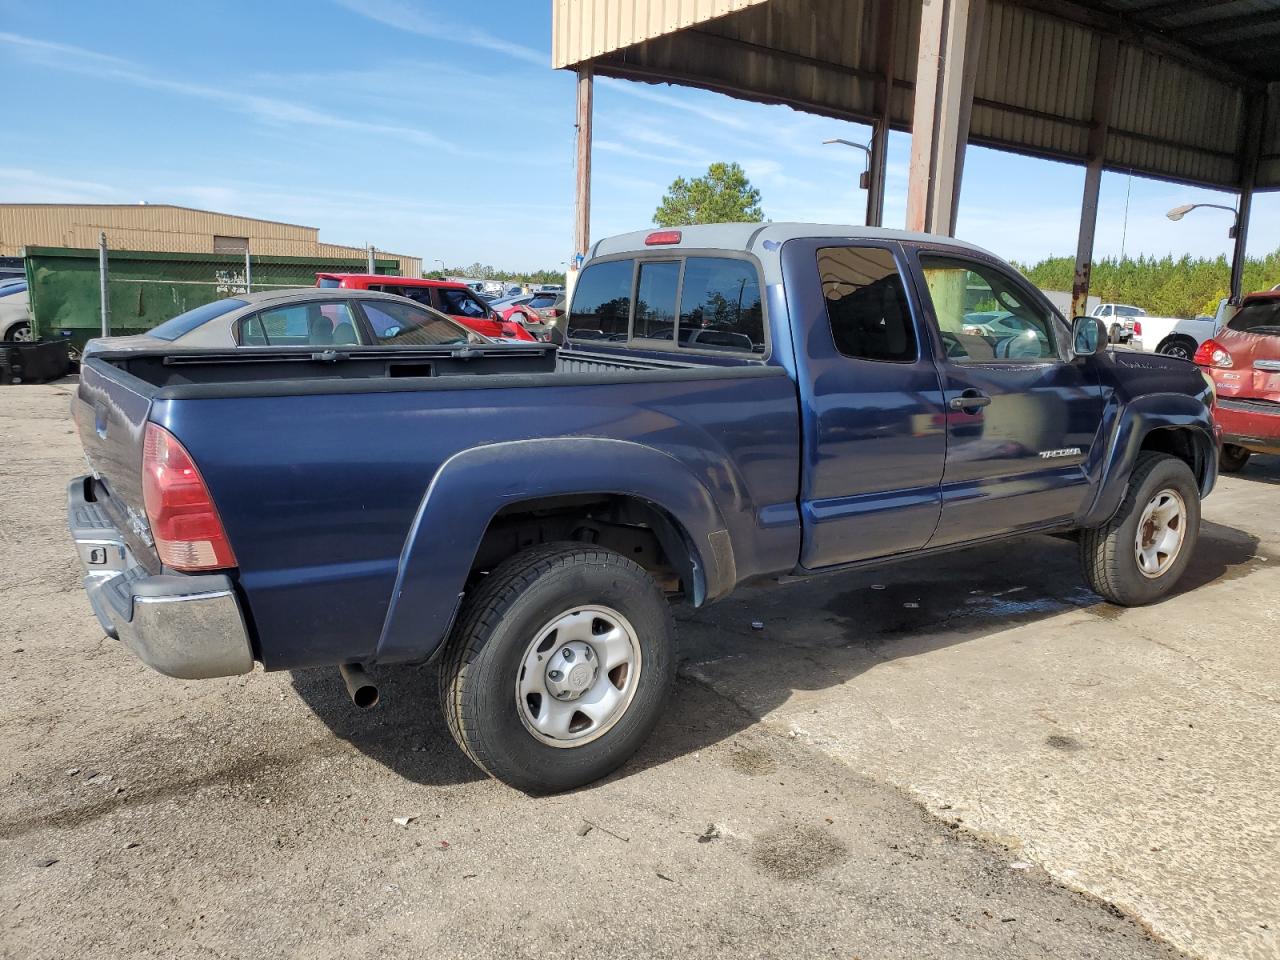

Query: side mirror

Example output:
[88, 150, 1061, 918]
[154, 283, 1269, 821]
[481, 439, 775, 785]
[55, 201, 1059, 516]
[1070, 315, 1107, 358]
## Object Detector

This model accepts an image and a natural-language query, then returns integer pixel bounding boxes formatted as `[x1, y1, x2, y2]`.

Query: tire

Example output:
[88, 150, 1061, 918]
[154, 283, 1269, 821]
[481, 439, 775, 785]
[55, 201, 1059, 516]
[1079, 451, 1200, 606]
[4, 321, 31, 343]
[439, 542, 676, 793]
[1157, 336, 1196, 362]
[1109, 323, 1123, 344]
[1219, 444, 1252, 473]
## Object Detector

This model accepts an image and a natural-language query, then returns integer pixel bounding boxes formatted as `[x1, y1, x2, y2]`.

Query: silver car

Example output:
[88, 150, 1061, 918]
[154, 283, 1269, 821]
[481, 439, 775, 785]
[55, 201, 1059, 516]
[83, 288, 487, 356]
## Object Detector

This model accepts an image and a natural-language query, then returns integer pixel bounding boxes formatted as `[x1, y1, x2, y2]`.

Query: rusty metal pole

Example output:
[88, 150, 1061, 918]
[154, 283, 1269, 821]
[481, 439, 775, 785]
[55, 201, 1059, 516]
[865, 0, 898, 228]
[574, 65, 594, 261]
[1071, 36, 1118, 320]
[905, 0, 978, 236]
[1229, 92, 1264, 303]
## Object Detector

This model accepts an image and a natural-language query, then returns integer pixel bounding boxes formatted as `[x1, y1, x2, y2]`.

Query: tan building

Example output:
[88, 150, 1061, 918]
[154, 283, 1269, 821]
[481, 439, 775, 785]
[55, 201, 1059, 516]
[0, 203, 421, 277]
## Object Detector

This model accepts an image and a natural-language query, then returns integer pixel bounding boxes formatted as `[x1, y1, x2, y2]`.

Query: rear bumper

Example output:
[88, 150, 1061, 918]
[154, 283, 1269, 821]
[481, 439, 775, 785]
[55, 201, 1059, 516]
[68, 476, 254, 679]
[1215, 399, 1280, 454]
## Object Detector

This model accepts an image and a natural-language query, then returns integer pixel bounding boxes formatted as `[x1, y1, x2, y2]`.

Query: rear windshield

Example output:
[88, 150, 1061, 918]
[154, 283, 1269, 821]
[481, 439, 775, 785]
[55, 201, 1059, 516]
[317, 277, 341, 288]
[529, 293, 560, 308]
[1114, 306, 1144, 317]
[148, 299, 247, 341]
[1227, 299, 1280, 336]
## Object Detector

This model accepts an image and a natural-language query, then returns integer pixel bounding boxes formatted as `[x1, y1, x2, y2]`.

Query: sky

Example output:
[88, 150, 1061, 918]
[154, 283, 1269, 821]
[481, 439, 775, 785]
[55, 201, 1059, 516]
[2, 0, 1276, 273]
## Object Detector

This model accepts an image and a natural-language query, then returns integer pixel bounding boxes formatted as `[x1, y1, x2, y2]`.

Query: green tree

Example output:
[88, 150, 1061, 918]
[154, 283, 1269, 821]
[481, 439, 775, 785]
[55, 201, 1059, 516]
[654, 162, 764, 227]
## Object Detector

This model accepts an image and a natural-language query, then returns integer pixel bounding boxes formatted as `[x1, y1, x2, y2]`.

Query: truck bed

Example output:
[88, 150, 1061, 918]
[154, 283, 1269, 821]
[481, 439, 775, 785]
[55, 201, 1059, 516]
[74, 344, 800, 670]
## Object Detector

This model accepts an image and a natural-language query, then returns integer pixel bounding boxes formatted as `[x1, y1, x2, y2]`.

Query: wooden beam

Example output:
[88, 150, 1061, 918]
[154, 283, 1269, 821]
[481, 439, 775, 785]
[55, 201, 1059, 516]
[1072, 35, 1119, 320]
[574, 66, 593, 259]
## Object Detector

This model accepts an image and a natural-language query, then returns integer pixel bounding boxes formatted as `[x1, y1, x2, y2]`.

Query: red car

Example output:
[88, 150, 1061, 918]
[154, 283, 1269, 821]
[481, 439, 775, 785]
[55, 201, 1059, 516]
[316, 274, 535, 341]
[1194, 290, 1280, 472]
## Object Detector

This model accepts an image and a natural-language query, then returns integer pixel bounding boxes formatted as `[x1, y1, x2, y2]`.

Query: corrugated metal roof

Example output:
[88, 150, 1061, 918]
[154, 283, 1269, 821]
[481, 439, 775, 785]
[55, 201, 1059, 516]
[552, 0, 773, 69]
[554, 0, 1280, 191]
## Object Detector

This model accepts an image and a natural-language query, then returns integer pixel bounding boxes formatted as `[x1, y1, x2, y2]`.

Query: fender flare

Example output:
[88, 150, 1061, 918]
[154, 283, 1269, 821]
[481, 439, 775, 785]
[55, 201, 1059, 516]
[373, 437, 735, 664]
[1079, 392, 1216, 527]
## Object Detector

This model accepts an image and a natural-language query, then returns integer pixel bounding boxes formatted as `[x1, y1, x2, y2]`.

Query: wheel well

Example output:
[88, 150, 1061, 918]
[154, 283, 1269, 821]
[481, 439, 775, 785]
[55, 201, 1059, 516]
[1139, 427, 1205, 485]
[469, 494, 699, 601]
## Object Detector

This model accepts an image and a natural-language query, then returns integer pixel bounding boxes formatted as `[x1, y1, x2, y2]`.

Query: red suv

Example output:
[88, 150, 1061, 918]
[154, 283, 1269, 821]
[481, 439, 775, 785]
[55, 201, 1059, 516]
[1194, 290, 1280, 472]
[316, 274, 535, 341]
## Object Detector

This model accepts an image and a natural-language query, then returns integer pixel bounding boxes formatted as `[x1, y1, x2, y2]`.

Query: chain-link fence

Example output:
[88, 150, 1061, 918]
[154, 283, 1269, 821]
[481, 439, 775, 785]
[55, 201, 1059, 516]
[26, 236, 394, 353]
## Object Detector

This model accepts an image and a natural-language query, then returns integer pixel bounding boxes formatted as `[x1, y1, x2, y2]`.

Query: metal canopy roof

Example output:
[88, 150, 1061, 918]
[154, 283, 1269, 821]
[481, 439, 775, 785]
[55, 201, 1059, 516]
[552, 0, 1280, 190]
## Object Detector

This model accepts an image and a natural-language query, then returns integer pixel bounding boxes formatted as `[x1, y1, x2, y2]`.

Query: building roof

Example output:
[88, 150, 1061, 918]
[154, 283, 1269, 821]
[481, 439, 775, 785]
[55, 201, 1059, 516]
[0, 202, 319, 232]
[552, 0, 1280, 191]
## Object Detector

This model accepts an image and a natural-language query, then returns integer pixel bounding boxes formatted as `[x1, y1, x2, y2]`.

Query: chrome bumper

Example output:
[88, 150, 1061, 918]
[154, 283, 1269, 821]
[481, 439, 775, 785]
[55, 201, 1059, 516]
[67, 476, 254, 679]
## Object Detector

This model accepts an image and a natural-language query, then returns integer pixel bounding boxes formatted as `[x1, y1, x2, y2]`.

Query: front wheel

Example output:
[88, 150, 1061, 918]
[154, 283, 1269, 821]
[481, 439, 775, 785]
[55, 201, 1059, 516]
[439, 543, 675, 793]
[4, 321, 32, 343]
[1079, 452, 1200, 606]
[1219, 444, 1252, 473]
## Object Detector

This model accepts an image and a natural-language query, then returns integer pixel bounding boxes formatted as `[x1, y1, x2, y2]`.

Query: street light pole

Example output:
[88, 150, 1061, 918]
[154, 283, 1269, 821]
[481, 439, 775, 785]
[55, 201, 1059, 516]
[1166, 203, 1243, 302]
[823, 138, 873, 225]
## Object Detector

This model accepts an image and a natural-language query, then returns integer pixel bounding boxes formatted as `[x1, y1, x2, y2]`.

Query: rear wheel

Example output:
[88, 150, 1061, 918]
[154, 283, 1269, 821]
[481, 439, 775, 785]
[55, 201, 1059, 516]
[1157, 336, 1197, 361]
[1079, 452, 1200, 606]
[440, 542, 676, 793]
[1219, 444, 1252, 473]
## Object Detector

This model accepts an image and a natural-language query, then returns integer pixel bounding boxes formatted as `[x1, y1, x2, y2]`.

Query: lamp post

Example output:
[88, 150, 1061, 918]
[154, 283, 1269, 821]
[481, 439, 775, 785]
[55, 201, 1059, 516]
[1166, 202, 1243, 301]
[823, 138, 873, 224]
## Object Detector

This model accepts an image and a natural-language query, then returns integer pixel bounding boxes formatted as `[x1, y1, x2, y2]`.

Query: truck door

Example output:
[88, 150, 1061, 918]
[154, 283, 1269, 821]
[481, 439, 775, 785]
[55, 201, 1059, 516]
[781, 239, 947, 569]
[908, 249, 1104, 546]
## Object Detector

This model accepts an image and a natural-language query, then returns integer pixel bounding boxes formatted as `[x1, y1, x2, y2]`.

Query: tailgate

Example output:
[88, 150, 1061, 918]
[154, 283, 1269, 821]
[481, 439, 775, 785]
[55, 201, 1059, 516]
[74, 358, 161, 570]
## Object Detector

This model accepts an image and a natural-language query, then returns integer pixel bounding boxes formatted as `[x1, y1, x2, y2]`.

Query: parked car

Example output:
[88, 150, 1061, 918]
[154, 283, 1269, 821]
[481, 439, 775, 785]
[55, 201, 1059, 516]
[81, 288, 486, 356]
[68, 223, 1216, 794]
[316, 274, 536, 341]
[1194, 289, 1280, 471]
[0, 281, 31, 342]
[1131, 313, 1218, 361]
[528, 290, 567, 325]
[489, 294, 554, 341]
[1091, 303, 1142, 343]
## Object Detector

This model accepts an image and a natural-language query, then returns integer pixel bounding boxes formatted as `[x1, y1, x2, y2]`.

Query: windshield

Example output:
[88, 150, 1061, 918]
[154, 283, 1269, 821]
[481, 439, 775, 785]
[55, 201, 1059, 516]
[148, 298, 248, 341]
[1227, 299, 1280, 336]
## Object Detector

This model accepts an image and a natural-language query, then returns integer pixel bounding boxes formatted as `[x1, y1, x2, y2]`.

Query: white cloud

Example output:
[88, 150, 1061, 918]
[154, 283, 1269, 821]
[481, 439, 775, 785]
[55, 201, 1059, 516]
[330, 0, 547, 66]
[0, 168, 121, 203]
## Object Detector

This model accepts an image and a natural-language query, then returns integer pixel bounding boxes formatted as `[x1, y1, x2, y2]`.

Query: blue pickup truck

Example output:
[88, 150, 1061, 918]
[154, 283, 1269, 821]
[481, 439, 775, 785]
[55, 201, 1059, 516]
[69, 223, 1218, 792]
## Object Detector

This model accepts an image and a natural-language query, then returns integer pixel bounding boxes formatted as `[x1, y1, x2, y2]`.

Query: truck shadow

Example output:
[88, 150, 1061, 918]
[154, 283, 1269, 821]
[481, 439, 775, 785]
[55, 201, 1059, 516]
[1225, 454, 1280, 485]
[290, 519, 1262, 790]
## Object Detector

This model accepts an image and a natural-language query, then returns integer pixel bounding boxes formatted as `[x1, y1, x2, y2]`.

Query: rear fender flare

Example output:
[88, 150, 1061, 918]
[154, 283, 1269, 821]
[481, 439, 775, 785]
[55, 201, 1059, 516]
[1080, 393, 1216, 527]
[374, 438, 734, 664]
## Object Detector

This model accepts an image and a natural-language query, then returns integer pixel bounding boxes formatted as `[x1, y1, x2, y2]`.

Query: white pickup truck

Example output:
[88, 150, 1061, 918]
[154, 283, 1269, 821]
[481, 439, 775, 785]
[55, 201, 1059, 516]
[1092, 302, 1219, 361]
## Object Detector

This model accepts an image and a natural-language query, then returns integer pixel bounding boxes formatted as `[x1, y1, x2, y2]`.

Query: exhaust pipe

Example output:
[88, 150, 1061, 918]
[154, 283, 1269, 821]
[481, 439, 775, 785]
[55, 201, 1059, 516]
[339, 663, 379, 709]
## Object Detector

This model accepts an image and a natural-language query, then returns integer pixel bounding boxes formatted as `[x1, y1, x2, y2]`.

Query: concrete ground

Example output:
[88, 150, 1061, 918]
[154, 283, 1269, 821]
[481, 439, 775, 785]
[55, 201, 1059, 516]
[1, 381, 1275, 960]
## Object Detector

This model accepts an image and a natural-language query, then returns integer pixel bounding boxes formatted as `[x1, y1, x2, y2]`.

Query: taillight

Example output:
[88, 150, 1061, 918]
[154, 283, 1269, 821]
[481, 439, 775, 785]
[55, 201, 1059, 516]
[1133, 321, 1142, 336]
[1193, 338, 1233, 368]
[142, 423, 237, 571]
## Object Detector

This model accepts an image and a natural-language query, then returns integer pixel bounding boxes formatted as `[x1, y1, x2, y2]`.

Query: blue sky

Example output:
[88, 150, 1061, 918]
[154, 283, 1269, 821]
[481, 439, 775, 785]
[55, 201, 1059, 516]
[2, 0, 1276, 273]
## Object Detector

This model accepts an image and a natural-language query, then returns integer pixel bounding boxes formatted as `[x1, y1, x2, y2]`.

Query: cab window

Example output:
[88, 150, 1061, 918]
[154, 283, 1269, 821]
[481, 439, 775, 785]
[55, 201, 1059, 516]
[568, 259, 633, 341]
[918, 255, 1059, 363]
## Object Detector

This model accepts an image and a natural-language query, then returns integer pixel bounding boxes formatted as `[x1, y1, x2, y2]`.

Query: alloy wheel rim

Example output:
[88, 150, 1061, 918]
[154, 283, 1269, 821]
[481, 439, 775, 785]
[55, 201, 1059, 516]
[515, 605, 642, 748]
[1134, 488, 1187, 579]
[11, 325, 32, 342]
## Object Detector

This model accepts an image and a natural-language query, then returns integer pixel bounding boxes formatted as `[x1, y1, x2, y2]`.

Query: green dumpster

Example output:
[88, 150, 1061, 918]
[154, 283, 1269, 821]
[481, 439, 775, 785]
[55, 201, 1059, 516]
[24, 246, 401, 353]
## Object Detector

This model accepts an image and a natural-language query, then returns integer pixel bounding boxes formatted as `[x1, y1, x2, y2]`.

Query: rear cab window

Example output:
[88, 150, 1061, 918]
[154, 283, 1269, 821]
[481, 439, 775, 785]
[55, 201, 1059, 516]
[567, 255, 765, 354]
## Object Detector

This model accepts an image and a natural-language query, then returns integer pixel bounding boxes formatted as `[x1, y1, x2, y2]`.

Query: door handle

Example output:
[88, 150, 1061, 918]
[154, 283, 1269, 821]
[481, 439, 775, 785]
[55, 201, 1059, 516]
[949, 391, 992, 411]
